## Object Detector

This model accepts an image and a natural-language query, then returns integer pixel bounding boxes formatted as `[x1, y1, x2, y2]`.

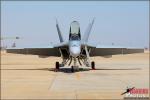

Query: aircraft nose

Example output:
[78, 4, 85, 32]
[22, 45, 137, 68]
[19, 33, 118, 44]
[70, 47, 80, 57]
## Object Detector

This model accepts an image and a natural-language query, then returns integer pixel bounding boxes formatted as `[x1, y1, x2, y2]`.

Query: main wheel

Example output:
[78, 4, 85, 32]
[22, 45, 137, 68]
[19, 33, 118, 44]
[55, 62, 60, 71]
[91, 61, 95, 70]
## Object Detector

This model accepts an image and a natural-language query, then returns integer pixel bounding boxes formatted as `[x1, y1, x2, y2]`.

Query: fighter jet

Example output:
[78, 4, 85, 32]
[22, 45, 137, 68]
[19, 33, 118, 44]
[7, 19, 144, 72]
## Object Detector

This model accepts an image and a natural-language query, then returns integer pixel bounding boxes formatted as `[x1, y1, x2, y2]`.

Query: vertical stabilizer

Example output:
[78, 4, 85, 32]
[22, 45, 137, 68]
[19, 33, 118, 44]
[56, 19, 64, 42]
[82, 18, 95, 43]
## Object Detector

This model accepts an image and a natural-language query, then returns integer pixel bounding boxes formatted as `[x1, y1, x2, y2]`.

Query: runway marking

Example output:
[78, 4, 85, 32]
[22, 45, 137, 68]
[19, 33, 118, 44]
[75, 73, 80, 80]
[48, 73, 58, 90]
[75, 90, 78, 99]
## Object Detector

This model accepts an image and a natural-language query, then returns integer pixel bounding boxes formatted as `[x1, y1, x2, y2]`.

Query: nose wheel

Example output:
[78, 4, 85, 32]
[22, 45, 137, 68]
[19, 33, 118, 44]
[55, 62, 60, 71]
[71, 66, 74, 72]
[71, 66, 79, 72]
[91, 61, 95, 70]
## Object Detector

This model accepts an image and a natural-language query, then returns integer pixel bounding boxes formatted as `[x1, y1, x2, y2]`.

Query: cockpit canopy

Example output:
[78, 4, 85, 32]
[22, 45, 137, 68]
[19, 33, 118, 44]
[70, 21, 80, 34]
[69, 21, 81, 40]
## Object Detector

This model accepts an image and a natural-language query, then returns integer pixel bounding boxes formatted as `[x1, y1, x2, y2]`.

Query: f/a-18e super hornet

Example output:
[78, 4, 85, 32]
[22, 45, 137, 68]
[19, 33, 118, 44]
[7, 19, 144, 72]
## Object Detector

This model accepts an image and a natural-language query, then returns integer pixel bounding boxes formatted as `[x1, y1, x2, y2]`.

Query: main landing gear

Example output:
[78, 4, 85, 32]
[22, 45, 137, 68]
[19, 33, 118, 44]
[91, 61, 95, 70]
[55, 62, 60, 71]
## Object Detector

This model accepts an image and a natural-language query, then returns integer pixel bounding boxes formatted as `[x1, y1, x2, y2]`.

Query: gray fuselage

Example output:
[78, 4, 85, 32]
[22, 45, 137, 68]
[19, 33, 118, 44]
[69, 21, 81, 57]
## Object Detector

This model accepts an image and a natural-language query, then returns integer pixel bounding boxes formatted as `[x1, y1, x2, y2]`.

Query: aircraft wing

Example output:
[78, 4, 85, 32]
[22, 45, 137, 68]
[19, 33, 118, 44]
[6, 46, 60, 57]
[6, 42, 69, 57]
[89, 45, 144, 56]
[81, 19, 144, 56]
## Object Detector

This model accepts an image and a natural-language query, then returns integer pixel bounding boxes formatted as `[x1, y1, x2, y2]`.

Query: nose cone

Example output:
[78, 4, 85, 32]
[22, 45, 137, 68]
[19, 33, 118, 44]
[70, 47, 80, 57]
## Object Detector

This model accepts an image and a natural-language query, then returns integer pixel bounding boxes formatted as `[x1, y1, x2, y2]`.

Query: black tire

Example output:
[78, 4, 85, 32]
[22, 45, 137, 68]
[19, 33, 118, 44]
[91, 61, 95, 70]
[71, 66, 74, 72]
[55, 62, 59, 70]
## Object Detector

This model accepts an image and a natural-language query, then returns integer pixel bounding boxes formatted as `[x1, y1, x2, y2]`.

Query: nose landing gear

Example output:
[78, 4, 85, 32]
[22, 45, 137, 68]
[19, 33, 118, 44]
[71, 66, 74, 72]
[71, 66, 79, 72]
[55, 58, 95, 72]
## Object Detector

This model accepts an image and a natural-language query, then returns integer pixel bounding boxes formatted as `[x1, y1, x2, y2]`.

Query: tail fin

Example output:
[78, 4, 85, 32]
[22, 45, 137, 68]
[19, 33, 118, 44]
[56, 19, 64, 42]
[82, 18, 95, 43]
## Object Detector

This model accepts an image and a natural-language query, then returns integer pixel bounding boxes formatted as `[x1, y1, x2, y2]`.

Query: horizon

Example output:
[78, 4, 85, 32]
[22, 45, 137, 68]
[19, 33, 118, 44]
[1, 1, 149, 48]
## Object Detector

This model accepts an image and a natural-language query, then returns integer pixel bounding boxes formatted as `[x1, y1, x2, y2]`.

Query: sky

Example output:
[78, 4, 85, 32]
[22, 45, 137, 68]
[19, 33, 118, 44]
[1, 1, 149, 48]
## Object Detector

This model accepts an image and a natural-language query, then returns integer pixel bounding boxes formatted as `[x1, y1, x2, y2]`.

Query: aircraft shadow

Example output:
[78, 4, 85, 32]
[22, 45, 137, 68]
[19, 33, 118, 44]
[0, 68, 90, 73]
[94, 68, 141, 70]
[1, 67, 141, 73]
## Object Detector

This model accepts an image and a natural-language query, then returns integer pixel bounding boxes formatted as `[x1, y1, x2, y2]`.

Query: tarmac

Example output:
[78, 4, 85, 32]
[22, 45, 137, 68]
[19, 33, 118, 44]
[1, 51, 149, 99]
